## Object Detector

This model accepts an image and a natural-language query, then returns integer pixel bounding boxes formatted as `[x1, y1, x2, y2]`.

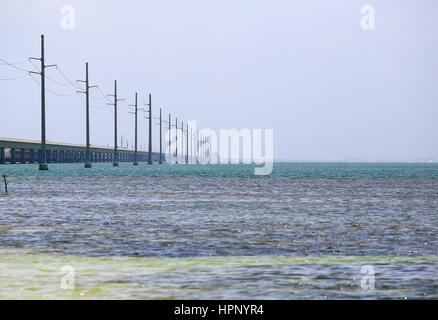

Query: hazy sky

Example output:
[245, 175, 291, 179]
[1, 0, 437, 161]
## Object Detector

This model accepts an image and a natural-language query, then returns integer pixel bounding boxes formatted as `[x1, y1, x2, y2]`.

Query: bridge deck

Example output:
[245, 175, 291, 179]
[0, 137, 161, 164]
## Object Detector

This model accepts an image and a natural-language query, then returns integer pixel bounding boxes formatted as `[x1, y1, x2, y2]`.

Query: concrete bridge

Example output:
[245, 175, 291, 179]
[0, 137, 161, 164]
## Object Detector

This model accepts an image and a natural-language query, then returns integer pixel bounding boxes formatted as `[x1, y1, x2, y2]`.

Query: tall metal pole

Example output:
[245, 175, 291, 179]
[84, 63, 91, 168]
[76, 63, 97, 168]
[113, 80, 119, 166]
[148, 93, 153, 165]
[30, 35, 57, 170]
[39, 35, 47, 170]
[159, 108, 163, 164]
[134, 92, 138, 165]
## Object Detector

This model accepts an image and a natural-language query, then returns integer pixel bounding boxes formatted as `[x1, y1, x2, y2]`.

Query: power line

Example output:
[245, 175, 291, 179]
[0, 57, 30, 73]
[55, 65, 82, 90]
[28, 58, 81, 95]
[75, 89, 111, 110]
[28, 58, 40, 72]
[0, 59, 29, 65]
[0, 74, 28, 81]
[89, 92, 106, 99]
[28, 58, 70, 87]
[28, 72, 74, 97]
[2, 36, 201, 165]
[32, 61, 70, 87]
[45, 70, 71, 86]
[95, 85, 113, 103]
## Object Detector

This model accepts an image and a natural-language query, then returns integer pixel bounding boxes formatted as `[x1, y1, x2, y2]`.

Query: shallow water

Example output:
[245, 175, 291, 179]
[0, 163, 437, 299]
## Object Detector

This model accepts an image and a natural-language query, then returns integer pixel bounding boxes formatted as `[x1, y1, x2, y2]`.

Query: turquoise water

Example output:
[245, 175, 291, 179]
[0, 162, 437, 299]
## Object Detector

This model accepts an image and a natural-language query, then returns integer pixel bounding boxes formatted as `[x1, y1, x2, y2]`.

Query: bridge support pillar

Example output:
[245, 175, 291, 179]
[10, 148, 16, 164]
[0, 148, 5, 164]
[20, 148, 26, 164]
[30, 149, 35, 163]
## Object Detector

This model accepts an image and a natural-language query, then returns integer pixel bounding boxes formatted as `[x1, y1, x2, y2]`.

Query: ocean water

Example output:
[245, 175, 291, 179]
[0, 162, 437, 299]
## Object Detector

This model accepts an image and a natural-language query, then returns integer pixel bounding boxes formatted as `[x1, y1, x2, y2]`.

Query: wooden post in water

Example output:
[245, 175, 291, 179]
[2, 174, 7, 193]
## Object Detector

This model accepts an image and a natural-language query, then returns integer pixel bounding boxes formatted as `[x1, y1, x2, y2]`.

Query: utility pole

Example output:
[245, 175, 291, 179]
[107, 80, 123, 166]
[39, 35, 47, 170]
[142, 94, 152, 164]
[113, 81, 118, 166]
[148, 94, 152, 164]
[77, 62, 97, 168]
[129, 93, 139, 165]
[29, 34, 56, 170]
